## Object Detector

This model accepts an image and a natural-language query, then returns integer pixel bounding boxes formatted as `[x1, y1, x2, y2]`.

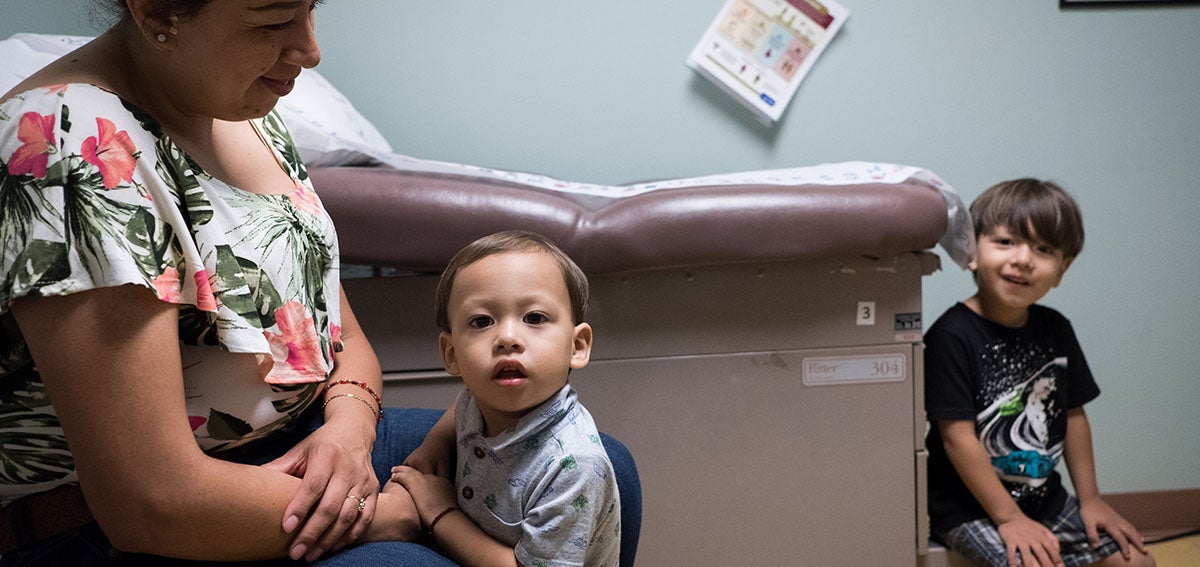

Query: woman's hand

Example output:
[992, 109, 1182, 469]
[266, 284, 390, 560]
[368, 482, 424, 543]
[263, 411, 378, 561]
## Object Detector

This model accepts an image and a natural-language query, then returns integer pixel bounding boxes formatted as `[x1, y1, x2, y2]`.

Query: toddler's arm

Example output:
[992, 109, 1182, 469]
[939, 420, 1064, 567]
[403, 403, 456, 477]
[1063, 407, 1149, 561]
[390, 466, 518, 567]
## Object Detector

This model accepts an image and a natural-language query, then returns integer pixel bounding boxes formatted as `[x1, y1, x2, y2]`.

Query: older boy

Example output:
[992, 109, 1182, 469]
[389, 230, 620, 567]
[925, 179, 1154, 567]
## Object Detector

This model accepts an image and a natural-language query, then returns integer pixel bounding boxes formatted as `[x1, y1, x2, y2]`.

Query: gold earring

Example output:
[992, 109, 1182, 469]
[169, 14, 179, 35]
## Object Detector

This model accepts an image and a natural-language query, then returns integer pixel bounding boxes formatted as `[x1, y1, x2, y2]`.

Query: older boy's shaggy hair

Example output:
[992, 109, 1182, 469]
[971, 178, 1085, 259]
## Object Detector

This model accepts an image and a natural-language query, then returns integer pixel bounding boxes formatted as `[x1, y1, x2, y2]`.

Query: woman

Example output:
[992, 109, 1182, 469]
[0, 0, 454, 563]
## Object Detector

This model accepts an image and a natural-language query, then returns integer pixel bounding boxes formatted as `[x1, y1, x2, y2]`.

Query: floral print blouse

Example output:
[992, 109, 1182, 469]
[0, 84, 342, 503]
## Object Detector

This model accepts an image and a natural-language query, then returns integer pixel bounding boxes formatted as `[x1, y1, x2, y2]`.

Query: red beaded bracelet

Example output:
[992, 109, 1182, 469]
[427, 506, 460, 536]
[325, 379, 383, 421]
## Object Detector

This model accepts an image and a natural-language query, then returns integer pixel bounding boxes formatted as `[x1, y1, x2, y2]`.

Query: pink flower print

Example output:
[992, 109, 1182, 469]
[8, 112, 56, 178]
[288, 180, 322, 216]
[81, 117, 138, 189]
[263, 300, 325, 384]
[152, 267, 183, 303]
[193, 269, 217, 312]
[45, 84, 69, 95]
[188, 416, 208, 431]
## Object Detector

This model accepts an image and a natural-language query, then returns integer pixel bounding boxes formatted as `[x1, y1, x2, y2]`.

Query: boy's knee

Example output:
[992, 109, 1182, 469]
[1093, 549, 1155, 567]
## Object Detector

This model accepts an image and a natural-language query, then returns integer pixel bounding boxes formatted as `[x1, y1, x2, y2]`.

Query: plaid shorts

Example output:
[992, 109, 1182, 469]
[939, 495, 1122, 567]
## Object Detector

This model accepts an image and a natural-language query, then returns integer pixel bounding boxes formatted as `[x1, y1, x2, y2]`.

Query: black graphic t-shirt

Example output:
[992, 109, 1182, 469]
[924, 303, 1100, 533]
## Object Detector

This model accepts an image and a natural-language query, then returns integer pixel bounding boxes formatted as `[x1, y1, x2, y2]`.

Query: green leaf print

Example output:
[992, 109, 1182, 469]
[60, 101, 72, 133]
[124, 205, 178, 280]
[0, 360, 52, 411]
[57, 156, 149, 280]
[155, 136, 213, 227]
[221, 193, 332, 355]
[0, 162, 63, 259]
[205, 408, 254, 440]
[571, 494, 589, 512]
[224, 193, 327, 299]
[2, 240, 71, 305]
[210, 245, 284, 329]
[0, 411, 72, 484]
[269, 382, 321, 418]
[261, 112, 308, 182]
[177, 306, 219, 346]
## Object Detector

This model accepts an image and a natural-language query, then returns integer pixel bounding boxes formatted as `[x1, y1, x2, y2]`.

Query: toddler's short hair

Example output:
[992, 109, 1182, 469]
[435, 230, 589, 333]
[971, 178, 1085, 259]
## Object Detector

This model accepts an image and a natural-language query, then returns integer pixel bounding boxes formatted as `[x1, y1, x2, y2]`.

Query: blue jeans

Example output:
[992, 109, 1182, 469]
[0, 408, 641, 566]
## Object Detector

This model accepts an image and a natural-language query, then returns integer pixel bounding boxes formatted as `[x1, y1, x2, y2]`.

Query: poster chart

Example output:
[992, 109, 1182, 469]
[686, 0, 849, 125]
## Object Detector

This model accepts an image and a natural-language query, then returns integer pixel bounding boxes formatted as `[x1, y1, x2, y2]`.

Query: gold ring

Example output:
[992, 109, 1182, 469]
[356, 497, 367, 512]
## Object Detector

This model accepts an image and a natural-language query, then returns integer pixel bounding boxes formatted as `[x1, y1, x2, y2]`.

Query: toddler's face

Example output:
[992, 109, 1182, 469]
[439, 251, 591, 434]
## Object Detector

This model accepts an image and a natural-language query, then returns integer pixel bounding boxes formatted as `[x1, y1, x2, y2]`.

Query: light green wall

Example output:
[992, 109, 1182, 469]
[4, 1, 1198, 493]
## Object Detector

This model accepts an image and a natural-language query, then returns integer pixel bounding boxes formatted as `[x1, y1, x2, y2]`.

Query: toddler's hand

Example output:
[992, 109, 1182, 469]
[390, 465, 458, 522]
[381, 476, 409, 496]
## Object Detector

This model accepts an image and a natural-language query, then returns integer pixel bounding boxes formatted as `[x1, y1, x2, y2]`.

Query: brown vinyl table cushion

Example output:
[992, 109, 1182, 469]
[310, 165, 948, 274]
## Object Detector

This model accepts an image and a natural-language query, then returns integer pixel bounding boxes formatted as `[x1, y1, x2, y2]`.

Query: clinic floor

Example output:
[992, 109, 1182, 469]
[1145, 531, 1200, 566]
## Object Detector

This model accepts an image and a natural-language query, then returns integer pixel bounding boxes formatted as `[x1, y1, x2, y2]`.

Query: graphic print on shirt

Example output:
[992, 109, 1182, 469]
[975, 337, 1067, 508]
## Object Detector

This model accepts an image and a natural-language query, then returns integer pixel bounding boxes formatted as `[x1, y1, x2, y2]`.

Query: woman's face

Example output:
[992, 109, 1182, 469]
[161, 0, 323, 121]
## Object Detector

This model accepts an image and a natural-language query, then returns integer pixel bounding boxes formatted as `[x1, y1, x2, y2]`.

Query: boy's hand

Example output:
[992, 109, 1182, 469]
[1078, 496, 1148, 560]
[997, 516, 1063, 567]
[390, 465, 458, 522]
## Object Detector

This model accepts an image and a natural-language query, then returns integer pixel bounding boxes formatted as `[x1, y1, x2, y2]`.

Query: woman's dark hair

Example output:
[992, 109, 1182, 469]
[91, 0, 213, 28]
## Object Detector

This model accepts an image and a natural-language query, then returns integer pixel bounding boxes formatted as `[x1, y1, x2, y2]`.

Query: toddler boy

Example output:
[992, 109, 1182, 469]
[389, 230, 620, 567]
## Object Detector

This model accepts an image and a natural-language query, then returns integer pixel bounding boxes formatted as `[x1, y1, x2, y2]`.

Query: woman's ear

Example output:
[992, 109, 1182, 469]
[126, 0, 177, 48]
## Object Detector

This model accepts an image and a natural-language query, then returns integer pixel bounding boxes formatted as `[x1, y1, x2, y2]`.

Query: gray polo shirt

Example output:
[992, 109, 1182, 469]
[454, 384, 621, 567]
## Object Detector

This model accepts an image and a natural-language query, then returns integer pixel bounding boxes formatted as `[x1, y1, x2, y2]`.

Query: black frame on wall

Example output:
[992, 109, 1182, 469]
[1061, 0, 1200, 6]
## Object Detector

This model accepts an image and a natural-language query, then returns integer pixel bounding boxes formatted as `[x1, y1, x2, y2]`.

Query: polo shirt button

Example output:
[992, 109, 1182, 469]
[474, 447, 486, 459]
[462, 486, 474, 500]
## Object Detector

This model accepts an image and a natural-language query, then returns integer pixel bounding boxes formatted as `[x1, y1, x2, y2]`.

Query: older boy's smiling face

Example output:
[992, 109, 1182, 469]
[439, 251, 591, 435]
[969, 225, 1073, 327]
